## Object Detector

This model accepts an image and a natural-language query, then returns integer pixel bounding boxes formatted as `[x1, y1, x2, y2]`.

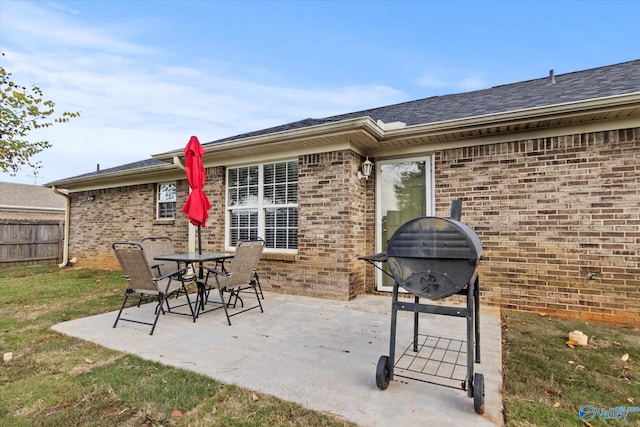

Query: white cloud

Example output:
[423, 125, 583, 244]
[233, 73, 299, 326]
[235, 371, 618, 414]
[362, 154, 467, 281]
[459, 75, 489, 90]
[415, 69, 488, 93]
[1, 1, 407, 184]
[415, 73, 449, 88]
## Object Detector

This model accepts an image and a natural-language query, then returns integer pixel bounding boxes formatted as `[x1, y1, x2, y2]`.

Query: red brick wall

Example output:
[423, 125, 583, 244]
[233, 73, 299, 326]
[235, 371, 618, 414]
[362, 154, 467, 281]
[183, 166, 226, 252]
[435, 128, 640, 324]
[66, 128, 639, 323]
[67, 167, 228, 270]
[257, 150, 370, 300]
[70, 184, 173, 269]
[67, 157, 371, 301]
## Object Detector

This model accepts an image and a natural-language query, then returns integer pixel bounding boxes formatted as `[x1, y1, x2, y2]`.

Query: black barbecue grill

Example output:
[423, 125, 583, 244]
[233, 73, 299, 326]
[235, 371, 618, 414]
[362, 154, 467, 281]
[359, 204, 485, 414]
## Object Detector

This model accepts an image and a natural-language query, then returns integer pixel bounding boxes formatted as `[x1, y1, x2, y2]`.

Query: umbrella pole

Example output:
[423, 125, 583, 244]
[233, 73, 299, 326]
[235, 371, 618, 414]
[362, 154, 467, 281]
[197, 224, 204, 281]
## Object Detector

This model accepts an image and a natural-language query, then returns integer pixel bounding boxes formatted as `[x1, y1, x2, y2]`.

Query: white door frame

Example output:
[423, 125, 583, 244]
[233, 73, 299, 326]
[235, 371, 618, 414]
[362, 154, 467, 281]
[375, 155, 435, 292]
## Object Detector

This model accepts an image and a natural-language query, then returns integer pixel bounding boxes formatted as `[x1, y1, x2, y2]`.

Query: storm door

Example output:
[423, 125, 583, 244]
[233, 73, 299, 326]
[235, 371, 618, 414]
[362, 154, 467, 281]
[376, 156, 434, 291]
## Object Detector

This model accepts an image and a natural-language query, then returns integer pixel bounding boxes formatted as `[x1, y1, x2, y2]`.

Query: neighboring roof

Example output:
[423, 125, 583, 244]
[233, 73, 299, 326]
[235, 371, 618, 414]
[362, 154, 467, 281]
[48, 59, 640, 187]
[0, 182, 66, 210]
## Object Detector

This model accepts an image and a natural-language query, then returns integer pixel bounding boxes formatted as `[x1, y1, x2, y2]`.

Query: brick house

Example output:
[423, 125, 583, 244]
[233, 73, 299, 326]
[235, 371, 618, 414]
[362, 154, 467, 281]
[47, 60, 640, 324]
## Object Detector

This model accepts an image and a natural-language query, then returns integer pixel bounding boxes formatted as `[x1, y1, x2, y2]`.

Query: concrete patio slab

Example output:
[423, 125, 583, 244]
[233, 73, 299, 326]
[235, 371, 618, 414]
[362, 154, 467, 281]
[52, 292, 503, 426]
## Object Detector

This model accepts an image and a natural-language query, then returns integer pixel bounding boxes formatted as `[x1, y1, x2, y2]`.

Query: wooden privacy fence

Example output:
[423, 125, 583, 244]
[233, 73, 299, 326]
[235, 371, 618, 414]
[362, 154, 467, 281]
[0, 220, 64, 267]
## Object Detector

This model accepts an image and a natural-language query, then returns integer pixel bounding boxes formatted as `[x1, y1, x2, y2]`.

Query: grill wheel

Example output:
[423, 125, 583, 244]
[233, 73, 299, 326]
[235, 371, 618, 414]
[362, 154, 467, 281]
[376, 355, 390, 390]
[473, 373, 485, 414]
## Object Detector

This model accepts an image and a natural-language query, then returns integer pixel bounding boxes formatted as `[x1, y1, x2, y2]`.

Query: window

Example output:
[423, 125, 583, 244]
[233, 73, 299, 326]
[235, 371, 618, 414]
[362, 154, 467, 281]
[157, 182, 176, 219]
[227, 160, 298, 251]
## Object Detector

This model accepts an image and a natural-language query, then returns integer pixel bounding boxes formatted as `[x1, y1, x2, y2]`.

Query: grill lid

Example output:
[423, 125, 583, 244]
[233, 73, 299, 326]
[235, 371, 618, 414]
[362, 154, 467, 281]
[386, 217, 482, 299]
[386, 217, 482, 261]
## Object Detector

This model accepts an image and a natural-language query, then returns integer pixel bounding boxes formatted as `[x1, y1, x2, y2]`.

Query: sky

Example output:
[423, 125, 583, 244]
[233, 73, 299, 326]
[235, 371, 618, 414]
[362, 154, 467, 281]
[1, 0, 639, 185]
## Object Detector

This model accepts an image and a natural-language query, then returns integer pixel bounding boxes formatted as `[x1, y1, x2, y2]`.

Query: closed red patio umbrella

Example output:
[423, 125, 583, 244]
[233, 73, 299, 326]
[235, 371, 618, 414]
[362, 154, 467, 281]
[182, 136, 211, 254]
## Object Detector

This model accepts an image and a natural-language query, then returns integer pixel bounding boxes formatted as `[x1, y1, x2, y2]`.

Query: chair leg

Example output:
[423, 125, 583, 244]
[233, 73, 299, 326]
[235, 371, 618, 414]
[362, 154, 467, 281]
[226, 289, 243, 308]
[252, 279, 264, 313]
[113, 289, 133, 328]
[155, 294, 166, 315]
[254, 271, 264, 299]
[219, 286, 232, 326]
[149, 293, 165, 335]
[182, 284, 196, 322]
[195, 280, 207, 318]
[163, 282, 197, 323]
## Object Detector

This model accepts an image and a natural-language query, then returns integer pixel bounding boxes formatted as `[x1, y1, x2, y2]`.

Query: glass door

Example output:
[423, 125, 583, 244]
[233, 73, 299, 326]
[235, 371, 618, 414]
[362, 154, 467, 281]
[376, 156, 434, 291]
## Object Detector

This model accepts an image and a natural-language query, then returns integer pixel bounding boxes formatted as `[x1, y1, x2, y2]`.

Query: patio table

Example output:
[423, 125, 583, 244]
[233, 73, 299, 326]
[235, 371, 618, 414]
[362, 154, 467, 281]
[154, 252, 234, 315]
[154, 252, 233, 270]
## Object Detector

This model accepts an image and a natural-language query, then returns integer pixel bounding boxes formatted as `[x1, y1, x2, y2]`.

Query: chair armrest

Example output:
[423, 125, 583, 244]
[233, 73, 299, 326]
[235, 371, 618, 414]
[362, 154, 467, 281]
[202, 266, 229, 277]
[149, 263, 163, 276]
[201, 266, 230, 290]
[157, 266, 189, 281]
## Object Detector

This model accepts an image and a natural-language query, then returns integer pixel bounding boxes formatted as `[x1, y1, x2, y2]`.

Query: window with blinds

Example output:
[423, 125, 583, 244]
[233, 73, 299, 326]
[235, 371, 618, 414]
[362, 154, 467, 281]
[157, 182, 176, 219]
[227, 160, 298, 251]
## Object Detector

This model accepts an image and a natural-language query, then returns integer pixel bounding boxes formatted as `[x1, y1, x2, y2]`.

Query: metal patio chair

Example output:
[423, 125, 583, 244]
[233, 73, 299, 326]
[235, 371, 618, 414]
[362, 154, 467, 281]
[141, 236, 196, 304]
[199, 239, 265, 325]
[112, 242, 196, 335]
[140, 236, 195, 280]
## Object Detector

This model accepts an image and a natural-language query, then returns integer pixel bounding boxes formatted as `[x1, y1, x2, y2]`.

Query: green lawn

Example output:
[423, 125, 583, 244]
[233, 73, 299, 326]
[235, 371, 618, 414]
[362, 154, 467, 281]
[502, 310, 640, 426]
[1, 264, 638, 426]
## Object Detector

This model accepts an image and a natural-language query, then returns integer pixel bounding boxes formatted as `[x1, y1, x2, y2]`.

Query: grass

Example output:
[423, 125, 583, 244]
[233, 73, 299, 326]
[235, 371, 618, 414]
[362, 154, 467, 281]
[0, 265, 355, 427]
[502, 310, 640, 426]
[1, 265, 639, 426]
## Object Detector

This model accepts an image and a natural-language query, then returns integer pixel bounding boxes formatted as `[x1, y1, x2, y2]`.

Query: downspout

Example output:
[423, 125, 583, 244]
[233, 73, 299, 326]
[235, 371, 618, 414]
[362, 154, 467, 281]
[173, 155, 186, 171]
[52, 186, 75, 268]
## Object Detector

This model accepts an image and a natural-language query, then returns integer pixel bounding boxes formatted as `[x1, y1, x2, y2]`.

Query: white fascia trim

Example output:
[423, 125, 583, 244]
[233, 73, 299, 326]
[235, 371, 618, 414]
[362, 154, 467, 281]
[153, 117, 383, 160]
[45, 163, 181, 192]
[383, 92, 640, 140]
[370, 115, 640, 159]
[207, 141, 357, 168]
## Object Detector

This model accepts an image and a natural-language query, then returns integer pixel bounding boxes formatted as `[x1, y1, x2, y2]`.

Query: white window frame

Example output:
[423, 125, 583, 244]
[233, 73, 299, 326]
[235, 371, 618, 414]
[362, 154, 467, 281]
[156, 182, 176, 220]
[226, 160, 298, 253]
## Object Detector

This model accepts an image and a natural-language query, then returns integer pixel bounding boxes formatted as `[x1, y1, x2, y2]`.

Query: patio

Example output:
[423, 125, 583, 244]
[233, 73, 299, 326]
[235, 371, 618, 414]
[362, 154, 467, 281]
[52, 292, 504, 426]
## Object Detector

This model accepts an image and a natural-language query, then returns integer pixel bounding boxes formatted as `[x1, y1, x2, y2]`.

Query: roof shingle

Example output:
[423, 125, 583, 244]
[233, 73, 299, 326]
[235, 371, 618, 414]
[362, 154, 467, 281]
[51, 59, 640, 184]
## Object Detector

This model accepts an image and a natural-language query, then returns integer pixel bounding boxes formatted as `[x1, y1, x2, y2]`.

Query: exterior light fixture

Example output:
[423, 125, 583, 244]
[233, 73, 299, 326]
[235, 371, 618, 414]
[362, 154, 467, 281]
[358, 156, 374, 180]
[87, 194, 95, 201]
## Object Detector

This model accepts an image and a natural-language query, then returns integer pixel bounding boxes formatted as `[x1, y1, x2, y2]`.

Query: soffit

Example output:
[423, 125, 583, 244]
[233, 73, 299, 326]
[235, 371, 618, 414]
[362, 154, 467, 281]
[375, 98, 640, 151]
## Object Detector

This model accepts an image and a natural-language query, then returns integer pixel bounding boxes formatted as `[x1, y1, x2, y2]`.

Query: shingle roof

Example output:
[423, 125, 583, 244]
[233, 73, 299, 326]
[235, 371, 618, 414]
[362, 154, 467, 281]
[52, 59, 640, 183]
[209, 59, 640, 145]
[0, 182, 66, 209]
[62, 158, 166, 181]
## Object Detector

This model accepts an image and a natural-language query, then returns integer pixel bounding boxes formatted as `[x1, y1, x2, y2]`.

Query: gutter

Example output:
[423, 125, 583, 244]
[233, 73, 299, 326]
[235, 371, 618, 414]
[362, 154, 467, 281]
[46, 162, 181, 192]
[154, 116, 382, 161]
[382, 92, 640, 140]
[52, 186, 75, 268]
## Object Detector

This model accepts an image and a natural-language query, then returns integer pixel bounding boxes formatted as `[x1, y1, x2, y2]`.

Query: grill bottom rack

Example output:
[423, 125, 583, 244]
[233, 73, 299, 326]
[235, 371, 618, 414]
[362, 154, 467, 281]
[394, 334, 469, 391]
